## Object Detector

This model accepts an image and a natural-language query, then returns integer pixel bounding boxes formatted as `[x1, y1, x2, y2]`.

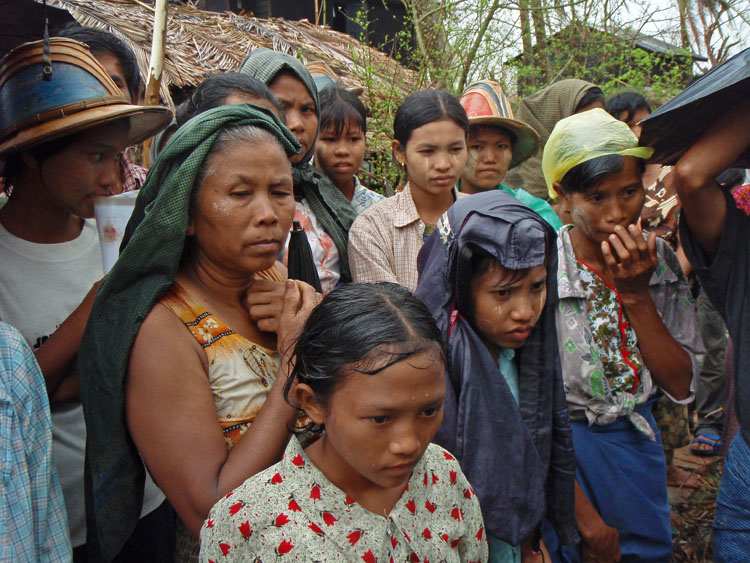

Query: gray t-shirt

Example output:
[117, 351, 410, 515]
[680, 188, 750, 447]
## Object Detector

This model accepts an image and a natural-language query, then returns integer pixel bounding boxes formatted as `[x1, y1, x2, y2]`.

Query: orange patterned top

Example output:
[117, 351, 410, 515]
[159, 268, 283, 449]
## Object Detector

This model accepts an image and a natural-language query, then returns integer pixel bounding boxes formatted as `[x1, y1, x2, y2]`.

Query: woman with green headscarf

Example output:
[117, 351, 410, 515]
[78, 104, 320, 562]
[505, 79, 605, 201]
[239, 47, 358, 294]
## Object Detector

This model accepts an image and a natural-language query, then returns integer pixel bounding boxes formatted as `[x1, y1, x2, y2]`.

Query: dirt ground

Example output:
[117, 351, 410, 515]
[670, 445, 723, 562]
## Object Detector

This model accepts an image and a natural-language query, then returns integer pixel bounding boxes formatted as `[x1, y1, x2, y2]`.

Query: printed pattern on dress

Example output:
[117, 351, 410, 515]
[199, 438, 488, 562]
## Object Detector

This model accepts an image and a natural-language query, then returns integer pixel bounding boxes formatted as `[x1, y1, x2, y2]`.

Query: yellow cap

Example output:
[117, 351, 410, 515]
[542, 108, 653, 200]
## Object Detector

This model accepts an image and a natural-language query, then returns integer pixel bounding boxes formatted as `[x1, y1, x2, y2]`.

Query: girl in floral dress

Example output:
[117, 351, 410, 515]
[200, 283, 488, 562]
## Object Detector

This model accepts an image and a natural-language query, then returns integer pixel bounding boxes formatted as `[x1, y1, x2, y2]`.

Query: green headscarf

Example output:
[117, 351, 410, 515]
[78, 104, 300, 561]
[505, 79, 597, 200]
[239, 47, 358, 282]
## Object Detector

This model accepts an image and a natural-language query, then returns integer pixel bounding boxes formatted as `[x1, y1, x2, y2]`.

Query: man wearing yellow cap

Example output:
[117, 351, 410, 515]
[458, 81, 562, 230]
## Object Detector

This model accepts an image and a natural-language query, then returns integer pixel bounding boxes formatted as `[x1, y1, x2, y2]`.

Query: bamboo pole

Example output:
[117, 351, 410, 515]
[142, 0, 167, 168]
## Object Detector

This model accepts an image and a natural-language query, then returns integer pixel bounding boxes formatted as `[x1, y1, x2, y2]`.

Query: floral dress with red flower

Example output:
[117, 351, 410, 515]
[199, 437, 488, 562]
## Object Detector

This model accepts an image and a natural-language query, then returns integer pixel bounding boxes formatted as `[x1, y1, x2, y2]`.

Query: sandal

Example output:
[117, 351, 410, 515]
[689, 431, 722, 457]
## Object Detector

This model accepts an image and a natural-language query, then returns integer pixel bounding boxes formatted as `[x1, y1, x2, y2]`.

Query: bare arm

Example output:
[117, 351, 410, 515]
[672, 100, 750, 260]
[126, 280, 317, 536]
[603, 225, 692, 399]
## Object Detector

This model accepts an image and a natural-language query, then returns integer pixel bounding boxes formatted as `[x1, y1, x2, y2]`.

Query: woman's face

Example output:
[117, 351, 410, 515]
[305, 348, 445, 491]
[560, 156, 645, 245]
[269, 73, 318, 164]
[393, 118, 467, 196]
[471, 262, 547, 358]
[188, 139, 295, 276]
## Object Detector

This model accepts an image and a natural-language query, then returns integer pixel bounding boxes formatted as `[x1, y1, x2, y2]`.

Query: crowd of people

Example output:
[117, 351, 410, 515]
[1, 24, 749, 563]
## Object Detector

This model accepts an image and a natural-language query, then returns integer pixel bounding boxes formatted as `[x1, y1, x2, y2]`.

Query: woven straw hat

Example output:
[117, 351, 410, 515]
[459, 80, 540, 169]
[0, 38, 172, 160]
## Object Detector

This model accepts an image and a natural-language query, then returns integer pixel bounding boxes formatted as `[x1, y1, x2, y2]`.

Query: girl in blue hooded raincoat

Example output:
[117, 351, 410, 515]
[416, 190, 578, 562]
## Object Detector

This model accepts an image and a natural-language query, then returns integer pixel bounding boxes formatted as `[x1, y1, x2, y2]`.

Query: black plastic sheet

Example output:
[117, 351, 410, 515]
[640, 47, 750, 168]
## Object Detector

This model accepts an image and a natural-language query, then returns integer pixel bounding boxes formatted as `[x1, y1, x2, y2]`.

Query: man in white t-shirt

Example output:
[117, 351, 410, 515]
[0, 38, 172, 560]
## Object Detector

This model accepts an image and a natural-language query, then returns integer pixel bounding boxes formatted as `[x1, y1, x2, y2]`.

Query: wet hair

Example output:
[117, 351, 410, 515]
[606, 92, 652, 124]
[283, 283, 446, 433]
[57, 24, 142, 102]
[319, 86, 367, 136]
[178, 73, 282, 127]
[558, 154, 645, 196]
[574, 87, 605, 113]
[393, 89, 469, 147]
[716, 168, 745, 190]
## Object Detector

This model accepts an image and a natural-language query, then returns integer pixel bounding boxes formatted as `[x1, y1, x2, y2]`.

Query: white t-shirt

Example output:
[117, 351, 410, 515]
[0, 219, 164, 547]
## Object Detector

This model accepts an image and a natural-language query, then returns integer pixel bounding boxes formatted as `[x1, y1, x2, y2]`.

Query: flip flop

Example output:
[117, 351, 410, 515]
[689, 432, 722, 457]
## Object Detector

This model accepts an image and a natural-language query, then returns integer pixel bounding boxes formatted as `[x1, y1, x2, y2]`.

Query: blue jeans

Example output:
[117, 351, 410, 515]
[714, 434, 750, 561]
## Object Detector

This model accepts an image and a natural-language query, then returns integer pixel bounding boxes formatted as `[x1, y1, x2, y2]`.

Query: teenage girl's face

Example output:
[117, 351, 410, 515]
[393, 118, 467, 196]
[269, 73, 318, 164]
[462, 125, 514, 191]
[305, 348, 445, 491]
[314, 119, 366, 188]
[558, 156, 645, 245]
[471, 262, 547, 359]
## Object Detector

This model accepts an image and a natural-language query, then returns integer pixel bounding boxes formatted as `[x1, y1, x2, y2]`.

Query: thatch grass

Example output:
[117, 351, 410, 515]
[47, 0, 418, 112]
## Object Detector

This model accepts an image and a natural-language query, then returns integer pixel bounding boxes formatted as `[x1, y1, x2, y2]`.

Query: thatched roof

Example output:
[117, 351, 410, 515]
[46, 0, 418, 111]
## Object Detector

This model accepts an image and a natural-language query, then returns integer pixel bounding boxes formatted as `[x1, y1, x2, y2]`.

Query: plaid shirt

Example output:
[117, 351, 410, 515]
[118, 155, 148, 194]
[349, 183, 466, 292]
[0, 322, 71, 562]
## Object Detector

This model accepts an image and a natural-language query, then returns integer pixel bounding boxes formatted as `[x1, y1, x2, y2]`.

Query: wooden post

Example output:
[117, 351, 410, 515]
[142, 0, 167, 168]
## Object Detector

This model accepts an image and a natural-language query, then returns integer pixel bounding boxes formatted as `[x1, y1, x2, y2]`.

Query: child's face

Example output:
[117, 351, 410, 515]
[306, 348, 445, 491]
[314, 120, 366, 187]
[559, 156, 645, 245]
[470, 261, 547, 359]
[462, 125, 514, 192]
[393, 118, 467, 196]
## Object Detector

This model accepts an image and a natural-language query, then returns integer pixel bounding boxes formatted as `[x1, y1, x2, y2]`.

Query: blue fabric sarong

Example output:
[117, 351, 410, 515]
[714, 434, 750, 561]
[544, 399, 672, 562]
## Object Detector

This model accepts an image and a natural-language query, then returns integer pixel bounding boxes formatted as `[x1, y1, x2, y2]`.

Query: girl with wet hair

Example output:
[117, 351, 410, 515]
[200, 282, 488, 562]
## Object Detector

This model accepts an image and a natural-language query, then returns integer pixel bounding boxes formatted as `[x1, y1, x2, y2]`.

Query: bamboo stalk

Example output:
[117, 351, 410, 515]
[142, 0, 167, 167]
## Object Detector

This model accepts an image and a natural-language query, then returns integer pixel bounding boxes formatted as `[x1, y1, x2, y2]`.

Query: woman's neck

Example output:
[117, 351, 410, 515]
[0, 183, 83, 243]
[181, 254, 254, 308]
[409, 182, 454, 225]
